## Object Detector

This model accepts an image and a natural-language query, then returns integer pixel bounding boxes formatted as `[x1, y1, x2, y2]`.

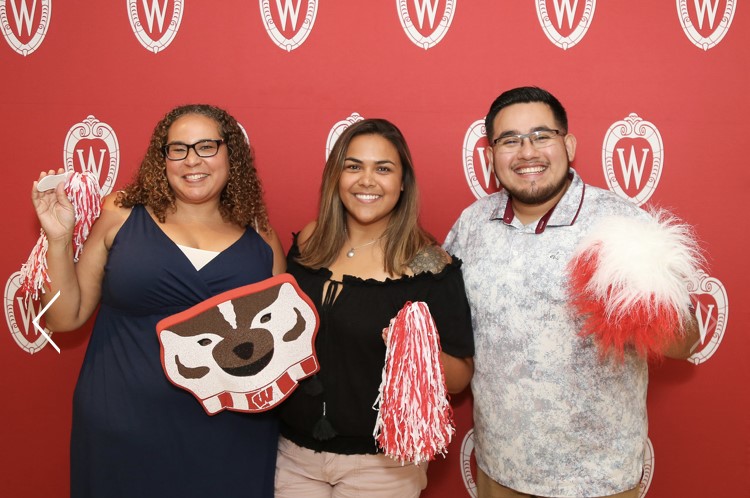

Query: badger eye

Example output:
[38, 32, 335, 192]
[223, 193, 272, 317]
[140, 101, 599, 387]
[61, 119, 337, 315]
[198, 338, 212, 346]
[260, 313, 271, 323]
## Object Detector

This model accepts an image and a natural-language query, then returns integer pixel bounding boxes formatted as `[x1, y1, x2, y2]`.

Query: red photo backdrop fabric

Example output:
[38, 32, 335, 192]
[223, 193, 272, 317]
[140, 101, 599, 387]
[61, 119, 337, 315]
[1, 1, 746, 496]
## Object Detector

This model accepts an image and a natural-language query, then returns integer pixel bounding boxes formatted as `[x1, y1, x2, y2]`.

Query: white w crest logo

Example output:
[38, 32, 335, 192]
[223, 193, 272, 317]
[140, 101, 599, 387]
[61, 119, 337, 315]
[677, 0, 736, 50]
[141, 0, 169, 33]
[397, 0, 455, 50]
[475, 148, 499, 190]
[535, 0, 595, 50]
[0, 0, 51, 56]
[4, 271, 53, 354]
[127, 0, 183, 53]
[602, 113, 663, 206]
[615, 146, 649, 190]
[413, 0, 440, 30]
[15, 295, 41, 338]
[75, 147, 107, 181]
[462, 120, 499, 199]
[552, 0, 578, 30]
[10, 0, 37, 36]
[693, 0, 719, 30]
[686, 270, 729, 365]
[326, 113, 364, 160]
[64, 115, 120, 196]
[275, 0, 301, 31]
[260, 0, 317, 52]
[695, 302, 715, 342]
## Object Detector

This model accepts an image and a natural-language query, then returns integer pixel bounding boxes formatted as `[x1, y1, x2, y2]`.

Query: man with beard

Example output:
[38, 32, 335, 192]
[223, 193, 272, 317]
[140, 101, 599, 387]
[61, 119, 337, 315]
[444, 87, 699, 498]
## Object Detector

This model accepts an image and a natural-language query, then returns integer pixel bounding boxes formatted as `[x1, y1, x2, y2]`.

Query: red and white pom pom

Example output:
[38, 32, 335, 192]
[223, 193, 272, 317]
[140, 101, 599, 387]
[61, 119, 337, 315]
[568, 209, 704, 359]
[19, 171, 102, 302]
[373, 301, 455, 465]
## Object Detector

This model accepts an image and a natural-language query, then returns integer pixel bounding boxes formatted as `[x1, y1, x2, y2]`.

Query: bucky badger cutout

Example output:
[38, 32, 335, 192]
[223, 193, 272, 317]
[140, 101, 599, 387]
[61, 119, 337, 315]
[156, 273, 319, 415]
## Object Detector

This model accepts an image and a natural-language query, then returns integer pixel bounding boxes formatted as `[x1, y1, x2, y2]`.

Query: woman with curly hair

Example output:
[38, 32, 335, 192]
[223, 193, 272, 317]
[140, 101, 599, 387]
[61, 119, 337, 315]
[31, 104, 284, 497]
[275, 118, 474, 497]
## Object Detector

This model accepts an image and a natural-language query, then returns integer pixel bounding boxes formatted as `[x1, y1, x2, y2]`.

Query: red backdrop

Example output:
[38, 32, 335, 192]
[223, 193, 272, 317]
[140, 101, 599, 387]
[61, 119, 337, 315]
[1, 1, 746, 497]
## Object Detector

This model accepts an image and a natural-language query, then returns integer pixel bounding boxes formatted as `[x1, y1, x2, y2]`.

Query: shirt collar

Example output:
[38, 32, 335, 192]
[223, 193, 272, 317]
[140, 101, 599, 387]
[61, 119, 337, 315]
[489, 168, 586, 234]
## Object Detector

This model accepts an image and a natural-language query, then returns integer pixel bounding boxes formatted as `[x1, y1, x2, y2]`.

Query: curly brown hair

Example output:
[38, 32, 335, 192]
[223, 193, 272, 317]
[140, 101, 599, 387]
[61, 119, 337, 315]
[117, 104, 269, 231]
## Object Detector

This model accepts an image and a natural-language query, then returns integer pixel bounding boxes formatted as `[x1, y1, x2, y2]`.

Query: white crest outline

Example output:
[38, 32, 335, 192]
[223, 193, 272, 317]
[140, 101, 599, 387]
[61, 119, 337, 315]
[686, 270, 728, 365]
[677, 0, 736, 51]
[535, 0, 596, 50]
[325, 112, 364, 160]
[460, 428, 477, 497]
[602, 113, 663, 206]
[259, 0, 318, 52]
[462, 119, 499, 199]
[127, 0, 183, 53]
[64, 115, 120, 196]
[397, 0, 456, 50]
[238, 122, 250, 145]
[0, 0, 51, 56]
[639, 438, 655, 497]
[4, 271, 52, 354]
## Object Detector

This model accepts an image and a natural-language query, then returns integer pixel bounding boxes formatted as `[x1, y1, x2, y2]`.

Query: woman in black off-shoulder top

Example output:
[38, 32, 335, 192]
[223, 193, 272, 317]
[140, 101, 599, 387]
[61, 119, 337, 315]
[275, 118, 474, 498]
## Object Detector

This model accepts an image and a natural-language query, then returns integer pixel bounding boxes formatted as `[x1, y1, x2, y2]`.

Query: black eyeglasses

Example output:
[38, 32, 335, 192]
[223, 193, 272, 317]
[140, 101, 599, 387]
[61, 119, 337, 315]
[163, 139, 225, 160]
[492, 130, 562, 152]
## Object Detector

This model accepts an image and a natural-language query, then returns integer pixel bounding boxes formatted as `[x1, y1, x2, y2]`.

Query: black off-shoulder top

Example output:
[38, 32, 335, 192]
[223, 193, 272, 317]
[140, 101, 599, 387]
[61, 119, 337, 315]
[279, 241, 474, 455]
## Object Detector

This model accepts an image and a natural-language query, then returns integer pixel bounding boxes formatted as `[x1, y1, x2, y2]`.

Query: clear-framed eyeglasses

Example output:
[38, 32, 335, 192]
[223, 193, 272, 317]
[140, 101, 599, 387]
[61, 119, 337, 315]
[163, 139, 225, 160]
[492, 129, 562, 153]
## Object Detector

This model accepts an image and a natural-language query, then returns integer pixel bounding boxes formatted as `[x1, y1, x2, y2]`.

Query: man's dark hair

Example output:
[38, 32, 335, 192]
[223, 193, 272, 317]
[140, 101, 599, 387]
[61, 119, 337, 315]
[485, 86, 569, 140]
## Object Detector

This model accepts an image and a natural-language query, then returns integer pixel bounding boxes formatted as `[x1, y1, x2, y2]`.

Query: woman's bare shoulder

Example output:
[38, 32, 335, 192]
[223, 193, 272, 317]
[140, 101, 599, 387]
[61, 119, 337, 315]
[296, 220, 317, 248]
[98, 192, 133, 246]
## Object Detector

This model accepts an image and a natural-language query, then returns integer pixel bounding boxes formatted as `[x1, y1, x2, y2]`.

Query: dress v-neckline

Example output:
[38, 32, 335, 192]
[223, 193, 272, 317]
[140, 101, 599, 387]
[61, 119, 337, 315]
[140, 206, 247, 272]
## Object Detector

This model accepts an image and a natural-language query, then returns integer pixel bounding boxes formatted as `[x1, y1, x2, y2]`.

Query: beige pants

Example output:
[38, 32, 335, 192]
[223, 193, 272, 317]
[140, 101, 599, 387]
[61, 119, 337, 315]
[477, 466, 639, 498]
[275, 436, 428, 498]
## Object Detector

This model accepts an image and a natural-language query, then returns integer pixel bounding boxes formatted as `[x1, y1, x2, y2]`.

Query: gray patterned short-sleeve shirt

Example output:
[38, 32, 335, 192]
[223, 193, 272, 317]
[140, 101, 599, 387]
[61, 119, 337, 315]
[444, 169, 649, 497]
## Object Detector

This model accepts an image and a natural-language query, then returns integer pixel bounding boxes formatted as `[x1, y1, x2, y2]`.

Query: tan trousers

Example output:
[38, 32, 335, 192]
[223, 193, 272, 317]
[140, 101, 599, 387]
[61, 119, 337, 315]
[275, 436, 428, 498]
[477, 466, 639, 498]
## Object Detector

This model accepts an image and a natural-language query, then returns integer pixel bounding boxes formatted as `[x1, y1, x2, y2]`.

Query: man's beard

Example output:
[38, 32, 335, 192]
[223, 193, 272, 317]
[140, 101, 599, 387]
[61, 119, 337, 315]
[503, 164, 570, 206]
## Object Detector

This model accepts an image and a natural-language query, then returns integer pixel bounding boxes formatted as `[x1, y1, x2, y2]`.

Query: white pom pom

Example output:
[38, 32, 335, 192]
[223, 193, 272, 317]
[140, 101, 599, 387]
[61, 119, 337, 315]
[576, 209, 703, 319]
[20, 171, 102, 302]
[568, 208, 706, 358]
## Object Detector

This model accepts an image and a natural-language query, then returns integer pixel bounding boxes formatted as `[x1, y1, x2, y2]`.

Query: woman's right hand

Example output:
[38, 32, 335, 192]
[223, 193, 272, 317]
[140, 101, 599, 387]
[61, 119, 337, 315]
[32, 169, 75, 242]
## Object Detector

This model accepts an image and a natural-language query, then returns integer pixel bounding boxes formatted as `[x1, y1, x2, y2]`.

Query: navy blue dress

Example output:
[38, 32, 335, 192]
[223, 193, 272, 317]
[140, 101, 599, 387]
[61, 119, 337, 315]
[70, 205, 278, 498]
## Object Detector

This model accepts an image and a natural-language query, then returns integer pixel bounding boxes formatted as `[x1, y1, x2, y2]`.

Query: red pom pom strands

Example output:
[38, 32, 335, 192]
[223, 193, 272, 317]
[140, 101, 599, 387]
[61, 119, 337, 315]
[20, 172, 102, 302]
[373, 301, 455, 465]
[567, 210, 704, 360]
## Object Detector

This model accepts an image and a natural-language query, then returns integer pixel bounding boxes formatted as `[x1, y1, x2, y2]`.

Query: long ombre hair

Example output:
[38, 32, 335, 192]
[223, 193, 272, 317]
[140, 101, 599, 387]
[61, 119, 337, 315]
[297, 118, 434, 275]
[117, 104, 269, 231]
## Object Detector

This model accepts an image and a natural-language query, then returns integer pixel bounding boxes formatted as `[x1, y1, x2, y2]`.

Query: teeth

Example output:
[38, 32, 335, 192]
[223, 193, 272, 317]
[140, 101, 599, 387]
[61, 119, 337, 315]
[355, 194, 380, 200]
[516, 166, 545, 174]
[185, 174, 207, 180]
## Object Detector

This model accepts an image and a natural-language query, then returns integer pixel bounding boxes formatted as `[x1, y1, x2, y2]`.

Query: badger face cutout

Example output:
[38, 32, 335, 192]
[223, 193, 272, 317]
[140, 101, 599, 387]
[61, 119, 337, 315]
[156, 274, 319, 415]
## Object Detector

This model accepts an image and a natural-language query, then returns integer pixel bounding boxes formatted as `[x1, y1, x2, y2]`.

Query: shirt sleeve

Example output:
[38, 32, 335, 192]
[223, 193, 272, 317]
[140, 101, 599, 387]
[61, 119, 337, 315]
[442, 216, 462, 258]
[423, 258, 475, 358]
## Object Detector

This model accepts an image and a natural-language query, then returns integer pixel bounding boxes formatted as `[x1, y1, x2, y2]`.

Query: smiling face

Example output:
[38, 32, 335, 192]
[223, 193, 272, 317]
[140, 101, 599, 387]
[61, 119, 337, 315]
[165, 113, 230, 207]
[487, 102, 577, 218]
[338, 133, 404, 230]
